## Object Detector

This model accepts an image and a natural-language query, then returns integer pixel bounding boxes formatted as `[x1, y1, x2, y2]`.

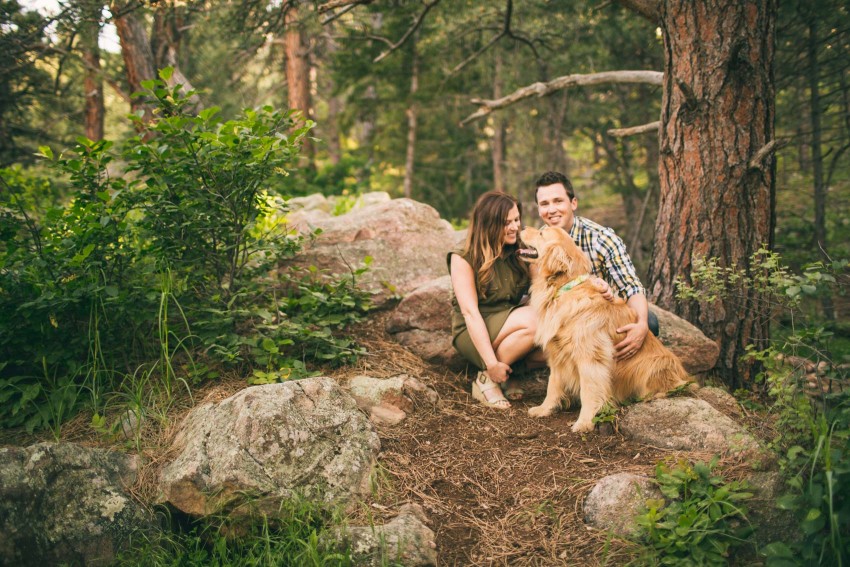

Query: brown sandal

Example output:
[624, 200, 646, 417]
[471, 372, 511, 409]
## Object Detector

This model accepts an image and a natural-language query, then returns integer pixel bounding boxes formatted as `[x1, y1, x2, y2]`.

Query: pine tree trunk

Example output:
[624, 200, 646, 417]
[284, 6, 314, 163]
[403, 32, 419, 199]
[492, 51, 505, 193]
[805, 15, 834, 320]
[647, 0, 777, 388]
[151, 2, 201, 110]
[112, 1, 156, 125]
[80, 0, 104, 141]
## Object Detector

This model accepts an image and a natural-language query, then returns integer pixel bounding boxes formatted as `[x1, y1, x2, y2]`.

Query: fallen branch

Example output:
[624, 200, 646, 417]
[462, 70, 662, 125]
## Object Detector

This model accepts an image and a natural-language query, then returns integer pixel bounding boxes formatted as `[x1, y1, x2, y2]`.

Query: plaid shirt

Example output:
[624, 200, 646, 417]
[568, 216, 645, 300]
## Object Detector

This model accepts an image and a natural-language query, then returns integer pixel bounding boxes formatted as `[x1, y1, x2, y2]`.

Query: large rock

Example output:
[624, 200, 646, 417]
[747, 471, 799, 547]
[584, 473, 663, 537]
[0, 442, 153, 567]
[385, 276, 464, 367]
[158, 377, 381, 517]
[286, 199, 456, 307]
[620, 398, 767, 465]
[653, 307, 719, 374]
[324, 503, 437, 566]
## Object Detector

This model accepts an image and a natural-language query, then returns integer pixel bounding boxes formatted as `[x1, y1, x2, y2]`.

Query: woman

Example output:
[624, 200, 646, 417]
[447, 191, 543, 409]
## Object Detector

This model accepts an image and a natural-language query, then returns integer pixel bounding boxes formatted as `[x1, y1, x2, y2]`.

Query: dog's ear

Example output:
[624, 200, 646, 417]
[542, 244, 572, 275]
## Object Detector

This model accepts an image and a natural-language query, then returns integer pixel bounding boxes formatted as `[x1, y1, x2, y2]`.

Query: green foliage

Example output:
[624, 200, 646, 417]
[117, 497, 353, 566]
[682, 249, 849, 565]
[0, 71, 371, 432]
[758, 350, 850, 566]
[633, 458, 754, 566]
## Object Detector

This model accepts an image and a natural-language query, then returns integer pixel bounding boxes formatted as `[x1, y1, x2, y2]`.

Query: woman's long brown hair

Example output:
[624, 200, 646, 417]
[463, 191, 528, 297]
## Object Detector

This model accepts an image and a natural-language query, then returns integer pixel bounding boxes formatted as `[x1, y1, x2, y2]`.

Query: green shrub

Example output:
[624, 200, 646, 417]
[633, 458, 754, 566]
[0, 68, 371, 433]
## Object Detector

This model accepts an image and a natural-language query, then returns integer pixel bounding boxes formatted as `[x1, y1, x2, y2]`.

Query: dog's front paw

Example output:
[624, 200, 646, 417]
[571, 420, 595, 433]
[528, 405, 555, 418]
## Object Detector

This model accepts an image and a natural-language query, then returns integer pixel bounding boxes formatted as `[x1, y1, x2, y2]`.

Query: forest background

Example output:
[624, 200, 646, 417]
[1, 0, 849, 564]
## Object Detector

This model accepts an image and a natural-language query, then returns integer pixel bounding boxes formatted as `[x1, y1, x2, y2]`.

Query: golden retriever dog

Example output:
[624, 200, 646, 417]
[518, 226, 690, 433]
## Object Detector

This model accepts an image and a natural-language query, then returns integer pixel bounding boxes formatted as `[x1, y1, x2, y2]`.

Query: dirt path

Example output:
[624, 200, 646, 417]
[343, 323, 726, 566]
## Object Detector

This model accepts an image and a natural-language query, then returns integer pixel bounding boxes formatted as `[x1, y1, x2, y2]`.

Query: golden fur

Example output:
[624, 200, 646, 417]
[519, 226, 690, 432]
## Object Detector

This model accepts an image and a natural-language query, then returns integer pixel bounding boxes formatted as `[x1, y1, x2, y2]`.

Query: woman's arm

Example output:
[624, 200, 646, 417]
[450, 253, 512, 383]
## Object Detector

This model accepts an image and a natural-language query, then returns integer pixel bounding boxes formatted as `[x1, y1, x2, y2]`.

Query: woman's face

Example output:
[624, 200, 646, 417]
[502, 205, 521, 246]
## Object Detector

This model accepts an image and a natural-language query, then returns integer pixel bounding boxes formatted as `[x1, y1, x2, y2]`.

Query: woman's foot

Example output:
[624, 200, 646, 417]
[471, 372, 511, 409]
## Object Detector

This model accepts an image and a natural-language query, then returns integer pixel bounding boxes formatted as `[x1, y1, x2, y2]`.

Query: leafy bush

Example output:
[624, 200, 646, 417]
[0, 69, 371, 433]
[677, 250, 850, 565]
[633, 458, 753, 566]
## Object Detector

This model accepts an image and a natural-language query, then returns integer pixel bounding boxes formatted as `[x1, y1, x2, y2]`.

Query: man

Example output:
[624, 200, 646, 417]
[534, 170, 658, 361]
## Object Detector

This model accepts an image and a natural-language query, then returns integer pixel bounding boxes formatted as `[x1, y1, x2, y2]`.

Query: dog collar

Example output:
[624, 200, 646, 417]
[557, 274, 589, 296]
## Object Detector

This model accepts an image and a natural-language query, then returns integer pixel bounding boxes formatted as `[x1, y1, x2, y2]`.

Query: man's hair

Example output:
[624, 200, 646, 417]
[534, 171, 575, 201]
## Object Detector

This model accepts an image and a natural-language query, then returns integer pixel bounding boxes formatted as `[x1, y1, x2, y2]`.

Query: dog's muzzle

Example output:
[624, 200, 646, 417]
[516, 248, 538, 259]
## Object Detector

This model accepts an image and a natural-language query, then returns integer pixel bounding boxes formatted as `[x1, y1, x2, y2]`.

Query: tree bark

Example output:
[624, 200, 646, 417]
[804, 13, 834, 319]
[646, 0, 777, 388]
[79, 0, 104, 141]
[151, 1, 201, 110]
[403, 31, 419, 199]
[491, 51, 505, 193]
[111, 0, 156, 125]
[284, 6, 314, 163]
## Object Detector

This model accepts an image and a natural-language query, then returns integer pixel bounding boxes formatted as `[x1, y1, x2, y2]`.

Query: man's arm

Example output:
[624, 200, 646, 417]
[591, 224, 649, 359]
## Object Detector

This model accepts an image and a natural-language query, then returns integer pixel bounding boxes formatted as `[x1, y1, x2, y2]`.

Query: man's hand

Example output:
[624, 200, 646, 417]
[615, 321, 649, 360]
[591, 277, 615, 302]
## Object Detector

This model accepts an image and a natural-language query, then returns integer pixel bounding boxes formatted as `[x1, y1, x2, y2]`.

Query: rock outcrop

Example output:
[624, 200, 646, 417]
[285, 199, 456, 308]
[0, 442, 153, 567]
[158, 378, 380, 518]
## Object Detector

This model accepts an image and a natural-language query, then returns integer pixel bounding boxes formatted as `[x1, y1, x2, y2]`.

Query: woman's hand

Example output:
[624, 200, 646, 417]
[591, 277, 615, 302]
[485, 361, 512, 383]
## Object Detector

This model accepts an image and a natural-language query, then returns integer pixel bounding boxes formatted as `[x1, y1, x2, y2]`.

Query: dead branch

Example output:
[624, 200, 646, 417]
[317, 0, 373, 15]
[320, 3, 358, 25]
[615, 0, 661, 24]
[607, 120, 661, 137]
[748, 139, 789, 170]
[462, 70, 662, 125]
[373, 0, 440, 63]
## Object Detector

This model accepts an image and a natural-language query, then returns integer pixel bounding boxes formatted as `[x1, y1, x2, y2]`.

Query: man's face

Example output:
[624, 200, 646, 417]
[536, 183, 578, 231]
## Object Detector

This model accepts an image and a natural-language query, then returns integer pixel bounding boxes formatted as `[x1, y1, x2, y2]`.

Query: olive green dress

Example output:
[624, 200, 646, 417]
[447, 249, 530, 370]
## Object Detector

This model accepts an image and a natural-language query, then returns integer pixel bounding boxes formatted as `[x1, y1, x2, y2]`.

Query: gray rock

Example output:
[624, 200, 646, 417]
[383, 275, 477, 368]
[286, 199, 456, 308]
[620, 398, 768, 465]
[747, 471, 799, 547]
[694, 385, 743, 418]
[584, 473, 663, 537]
[325, 503, 437, 566]
[653, 306, 719, 374]
[0, 442, 153, 567]
[157, 377, 381, 518]
[347, 375, 438, 426]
